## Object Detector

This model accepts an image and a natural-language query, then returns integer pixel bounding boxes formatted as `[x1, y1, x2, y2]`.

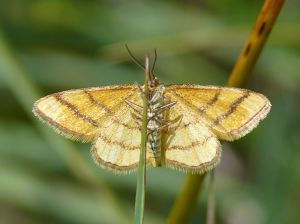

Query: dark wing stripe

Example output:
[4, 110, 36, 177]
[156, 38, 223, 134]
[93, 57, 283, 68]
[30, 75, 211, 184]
[166, 151, 220, 169]
[54, 94, 99, 127]
[34, 106, 90, 140]
[110, 92, 141, 130]
[168, 90, 227, 132]
[167, 136, 214, 151]
[199, 89, 221, 113]
[229, 100, 270, 135]
[211, 91, 251, 127]
[111, 117, 140, 130]
[166, 145, 221, 170]
[84, 90, 140, 130]
[92, 146, 138, 170]
[83, 90, 113, 114]
[98, 133, 140, 150]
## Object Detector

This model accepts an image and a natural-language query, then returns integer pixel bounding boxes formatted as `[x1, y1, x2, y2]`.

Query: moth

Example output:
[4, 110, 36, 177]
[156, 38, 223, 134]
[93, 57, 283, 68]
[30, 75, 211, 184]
[33, 54, 271, 174]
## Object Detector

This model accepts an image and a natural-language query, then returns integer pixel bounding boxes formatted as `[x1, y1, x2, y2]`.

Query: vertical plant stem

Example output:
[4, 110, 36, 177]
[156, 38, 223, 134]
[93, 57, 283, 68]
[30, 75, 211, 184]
[134, 55, 150, 224]
[167, 174, 206, 224]
[228, 0, 286, 87]
[168, 0, 285, 223]
[206, 171, 215, 224]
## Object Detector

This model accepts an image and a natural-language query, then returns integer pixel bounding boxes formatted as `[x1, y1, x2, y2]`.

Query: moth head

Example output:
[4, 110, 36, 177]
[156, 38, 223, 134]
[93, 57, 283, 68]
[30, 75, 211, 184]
[149, 74, 160, 88]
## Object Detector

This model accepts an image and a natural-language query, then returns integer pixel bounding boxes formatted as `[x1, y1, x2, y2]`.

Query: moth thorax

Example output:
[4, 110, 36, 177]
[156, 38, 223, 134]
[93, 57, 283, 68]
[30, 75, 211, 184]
[147, 84, 165, 160]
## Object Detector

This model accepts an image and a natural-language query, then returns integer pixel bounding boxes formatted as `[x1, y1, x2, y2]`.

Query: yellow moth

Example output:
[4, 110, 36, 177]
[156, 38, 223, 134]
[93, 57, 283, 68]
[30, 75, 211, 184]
[33, 55, 271, 174]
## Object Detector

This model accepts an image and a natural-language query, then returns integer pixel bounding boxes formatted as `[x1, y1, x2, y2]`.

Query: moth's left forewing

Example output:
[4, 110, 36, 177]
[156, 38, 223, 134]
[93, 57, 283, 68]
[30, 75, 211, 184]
[165, 85, 271, 141]
[221, 90, 271, 139]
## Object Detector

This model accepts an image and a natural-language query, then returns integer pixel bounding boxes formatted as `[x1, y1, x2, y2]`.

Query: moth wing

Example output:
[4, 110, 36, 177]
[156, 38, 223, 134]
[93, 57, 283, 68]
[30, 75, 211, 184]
[91, 97, 142, 173]
[165, 85, 271, 141]
[92, 90, 159, 173]
[33, 85, 139, 142]
[162, 94, 221, 174]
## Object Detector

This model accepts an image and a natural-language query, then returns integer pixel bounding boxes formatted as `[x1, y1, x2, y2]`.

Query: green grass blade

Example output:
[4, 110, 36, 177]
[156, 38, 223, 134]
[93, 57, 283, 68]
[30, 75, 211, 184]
[134, 56, 150, 224]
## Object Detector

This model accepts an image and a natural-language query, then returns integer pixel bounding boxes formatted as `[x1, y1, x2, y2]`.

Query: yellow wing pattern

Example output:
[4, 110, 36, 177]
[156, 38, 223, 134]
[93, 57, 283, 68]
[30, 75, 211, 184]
[91, 90, 161, 173]
[162, 93, 221, 173]
[33, 85, 139, 142]
[34, 85, 161, 173]
[33, 84, 271, 174]
[165, 85, 271, 141]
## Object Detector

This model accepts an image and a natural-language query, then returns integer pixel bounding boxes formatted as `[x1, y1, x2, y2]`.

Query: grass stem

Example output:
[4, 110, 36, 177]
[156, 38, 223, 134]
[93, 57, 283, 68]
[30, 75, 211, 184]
[228, 0, 286, 88]
[134, 55, 150, 224]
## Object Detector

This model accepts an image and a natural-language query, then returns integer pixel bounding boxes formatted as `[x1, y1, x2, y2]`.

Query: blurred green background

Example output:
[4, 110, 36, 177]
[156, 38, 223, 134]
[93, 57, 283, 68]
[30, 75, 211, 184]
[0, 0, 299, 223]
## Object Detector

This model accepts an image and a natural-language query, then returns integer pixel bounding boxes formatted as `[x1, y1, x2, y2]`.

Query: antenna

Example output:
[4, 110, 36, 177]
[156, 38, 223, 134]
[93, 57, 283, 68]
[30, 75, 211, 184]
[125, 44, 145, 70]
[151, 48, 157, 75]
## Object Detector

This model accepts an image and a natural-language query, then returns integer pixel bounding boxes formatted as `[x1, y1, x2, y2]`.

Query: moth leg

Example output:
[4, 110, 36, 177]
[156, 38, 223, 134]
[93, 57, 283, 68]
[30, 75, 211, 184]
[147, 115, 181, 136]
[125, 100, 143, 112]
[157, 101, 177, 111]
[148, 101, 177, 122]
[165, 115, 183, 132]
[163, 115, 183, 148]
